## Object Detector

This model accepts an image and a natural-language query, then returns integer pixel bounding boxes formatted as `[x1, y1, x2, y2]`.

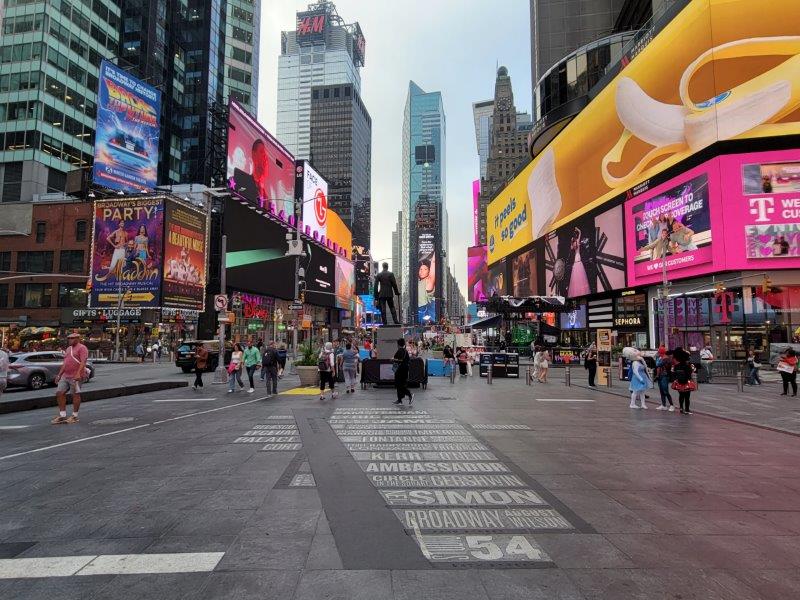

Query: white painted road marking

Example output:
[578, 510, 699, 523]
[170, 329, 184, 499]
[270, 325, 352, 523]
[152, 398, 219, 403]
[0, 397, 267, 462]
[0, 426, 29, 430]
[536, 398, 595, 402]
[0, 552, 224, 578]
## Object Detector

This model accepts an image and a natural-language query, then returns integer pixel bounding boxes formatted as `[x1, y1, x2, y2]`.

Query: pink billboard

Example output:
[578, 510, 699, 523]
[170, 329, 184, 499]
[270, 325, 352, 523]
[472, 179, 480, 246]
[720, 149, 800, 267]
[625, 148, 800, 286]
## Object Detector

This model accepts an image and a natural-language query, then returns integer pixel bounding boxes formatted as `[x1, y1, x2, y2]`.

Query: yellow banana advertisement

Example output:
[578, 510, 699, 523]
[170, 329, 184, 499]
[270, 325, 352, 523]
[487, 0, 800, 265]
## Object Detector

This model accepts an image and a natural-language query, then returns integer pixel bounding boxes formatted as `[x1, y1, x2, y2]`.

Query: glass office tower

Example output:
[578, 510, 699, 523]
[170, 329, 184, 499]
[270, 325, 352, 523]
[402, 81, 447, 324]
[0, 0, 120, 201]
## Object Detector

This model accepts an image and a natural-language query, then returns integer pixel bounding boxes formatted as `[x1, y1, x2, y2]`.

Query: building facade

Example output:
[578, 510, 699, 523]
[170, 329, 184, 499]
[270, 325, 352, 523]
[0, 0, 120, 202]
[402, 81, 447, 324]
[309, 82, 372, 249]
[476, 67, 530, 246]
[472, 99, 494, 180]
[529, 0, 626, 109]
[0, 200, 92, 347]
[276, 0, 364, 161]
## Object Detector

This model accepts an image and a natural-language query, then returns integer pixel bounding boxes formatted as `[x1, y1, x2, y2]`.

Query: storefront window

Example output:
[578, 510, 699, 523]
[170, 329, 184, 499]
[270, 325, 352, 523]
[58, 283, 87, 307]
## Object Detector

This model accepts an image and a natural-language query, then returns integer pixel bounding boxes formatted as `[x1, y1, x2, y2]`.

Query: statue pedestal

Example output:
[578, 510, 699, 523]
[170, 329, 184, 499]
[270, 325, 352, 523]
[376, 326, 403, 360]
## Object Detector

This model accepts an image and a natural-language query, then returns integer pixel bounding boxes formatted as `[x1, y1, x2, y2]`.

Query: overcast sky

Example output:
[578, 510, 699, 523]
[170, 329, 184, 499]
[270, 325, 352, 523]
[259, 0, 531, 296]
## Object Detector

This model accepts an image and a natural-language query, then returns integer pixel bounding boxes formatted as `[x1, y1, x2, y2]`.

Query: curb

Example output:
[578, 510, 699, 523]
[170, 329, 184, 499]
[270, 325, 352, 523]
[0, 381, 189, 414]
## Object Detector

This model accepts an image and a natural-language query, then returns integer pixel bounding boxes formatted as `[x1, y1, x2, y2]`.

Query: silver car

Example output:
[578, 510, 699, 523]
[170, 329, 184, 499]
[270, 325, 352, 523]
[7, 351, 96, 391]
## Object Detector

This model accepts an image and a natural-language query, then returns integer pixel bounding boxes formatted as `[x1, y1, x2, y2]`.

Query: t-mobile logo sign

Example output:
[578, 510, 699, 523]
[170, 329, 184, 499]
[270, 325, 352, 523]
[749, 197, 775, 222]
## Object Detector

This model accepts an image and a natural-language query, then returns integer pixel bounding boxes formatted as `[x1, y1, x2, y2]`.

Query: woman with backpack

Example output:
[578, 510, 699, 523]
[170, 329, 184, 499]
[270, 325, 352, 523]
[671, 347, 696, 414]
[318, 341, 337, 401]
[655, 347, 675, 411]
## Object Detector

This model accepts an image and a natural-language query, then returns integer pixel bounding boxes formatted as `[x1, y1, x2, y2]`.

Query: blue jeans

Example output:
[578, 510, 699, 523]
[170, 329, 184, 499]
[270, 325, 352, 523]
[228, 368, 243, 391]
[658, 376, 673, 406]
[748, 366, 761, 385]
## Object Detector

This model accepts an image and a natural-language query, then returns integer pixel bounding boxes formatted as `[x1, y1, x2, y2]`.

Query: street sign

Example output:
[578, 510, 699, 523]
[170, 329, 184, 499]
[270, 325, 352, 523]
[289, 302, 303, 311]
[218, 311, 236, 324]
[214, 294, 228, 312]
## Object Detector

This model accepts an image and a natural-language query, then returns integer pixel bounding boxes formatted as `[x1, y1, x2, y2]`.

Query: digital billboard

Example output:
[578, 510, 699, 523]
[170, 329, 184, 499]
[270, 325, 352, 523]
[486, 0, 800, 265]
[511, 249, 537, 297]
[559, 304, 587, 330]
[488, 259, 507, 297]
[467, 245, 490, 303]
[223, 198, 335, 307]
[624, 148, 800, 286]
[544, 204, 626, 298]
[294, 160, 352, 257]
[417, 232, 437, 323]
[626, 171, 713, 281]
[335, 255, 355, 311]
[89, 198, 164, 308]
[162, 200, 208, 310]
[93, 60, 161, 193]
[472, 179, 480, 246]
[227, 101, 295, 217]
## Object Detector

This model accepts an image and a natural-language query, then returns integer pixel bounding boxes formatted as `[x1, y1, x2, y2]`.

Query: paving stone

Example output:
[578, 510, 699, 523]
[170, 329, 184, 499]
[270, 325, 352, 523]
[293, 570, 392, 600]
[217, 534, 313, 570]
[91, 573, 209, 600]
[197, 570, 301, 600]
[479, 569, 586, 600]
[305, 534, 343, 570]
[392, 570, 489, 600]
[166, 509, 255, 537]
[535, 533, 634, 569]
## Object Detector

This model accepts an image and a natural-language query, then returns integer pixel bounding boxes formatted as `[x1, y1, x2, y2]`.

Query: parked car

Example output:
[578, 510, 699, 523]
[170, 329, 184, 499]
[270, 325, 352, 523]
[175, 340, 232, 373]
[7, 351, 96, 390]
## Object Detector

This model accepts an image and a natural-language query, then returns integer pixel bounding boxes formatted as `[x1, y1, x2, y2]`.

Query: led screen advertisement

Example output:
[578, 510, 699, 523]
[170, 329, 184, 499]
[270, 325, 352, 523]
[417, 232, 437, 323]
[511, 249, 537, 297]
[227, 101, 295, 217]
[89, 198, 164, 308]
[626, 172, 713, 281]
[467, 245, 490, 303]
[162, 200, 208, 310]
[223, 198, 335, 307]
[545, 204, 626, 298]
[295, 161, 352, 257]
[559, 304, 587, 330]
[335, 255, 355, 311]
[93, 60, 161, 193]
[486, 0, 800, 265]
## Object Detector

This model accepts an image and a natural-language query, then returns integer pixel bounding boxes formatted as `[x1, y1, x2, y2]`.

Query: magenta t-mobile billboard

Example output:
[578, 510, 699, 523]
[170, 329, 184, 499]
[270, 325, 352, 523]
[625, 148, 800, 286]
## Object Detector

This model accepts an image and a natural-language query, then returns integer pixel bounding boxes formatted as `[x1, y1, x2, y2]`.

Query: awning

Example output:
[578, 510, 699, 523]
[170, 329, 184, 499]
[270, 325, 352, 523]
[469, 314, 502, 329]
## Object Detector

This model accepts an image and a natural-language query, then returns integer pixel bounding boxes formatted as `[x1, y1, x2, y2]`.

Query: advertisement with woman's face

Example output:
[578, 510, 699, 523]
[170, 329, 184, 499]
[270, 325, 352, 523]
[226, 102, 295, 217]
[417, 232, 437, 323]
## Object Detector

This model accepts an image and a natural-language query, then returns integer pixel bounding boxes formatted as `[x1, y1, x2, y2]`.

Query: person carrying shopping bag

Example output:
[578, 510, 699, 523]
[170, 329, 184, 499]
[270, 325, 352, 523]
[227, 343, 245, 393]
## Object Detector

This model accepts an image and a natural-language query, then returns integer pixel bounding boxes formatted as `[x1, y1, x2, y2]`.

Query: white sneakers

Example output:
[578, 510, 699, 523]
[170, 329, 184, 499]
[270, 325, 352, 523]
[656, 405, 666, 411]
[248, 388, 254, 393]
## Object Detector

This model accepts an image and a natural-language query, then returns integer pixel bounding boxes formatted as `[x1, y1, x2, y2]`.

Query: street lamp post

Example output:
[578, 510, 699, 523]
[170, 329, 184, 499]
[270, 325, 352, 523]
[213, 234, 228, 384]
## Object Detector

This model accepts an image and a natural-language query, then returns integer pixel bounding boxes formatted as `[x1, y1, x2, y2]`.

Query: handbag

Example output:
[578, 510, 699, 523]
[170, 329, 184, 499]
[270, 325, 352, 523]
[227, 362, 237, 374]
[777, 361, 795, 374]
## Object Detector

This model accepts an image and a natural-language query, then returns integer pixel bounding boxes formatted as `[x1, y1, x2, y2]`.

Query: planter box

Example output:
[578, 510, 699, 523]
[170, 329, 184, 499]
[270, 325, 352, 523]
[296, 365, 319, 386]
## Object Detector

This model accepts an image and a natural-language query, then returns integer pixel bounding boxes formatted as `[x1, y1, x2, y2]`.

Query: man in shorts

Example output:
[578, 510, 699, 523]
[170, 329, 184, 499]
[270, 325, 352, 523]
[53, 332, 88, 424]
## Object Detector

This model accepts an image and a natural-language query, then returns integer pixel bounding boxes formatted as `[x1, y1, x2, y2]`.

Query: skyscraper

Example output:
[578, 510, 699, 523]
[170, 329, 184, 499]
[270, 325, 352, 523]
[310, 82, 372, 250]
[472, 100, 494, 180]
[0, 0, 120, 202]
[476, 67, 530, 245]
[402, 81, 447, 324]
[277, 1, 365, 161]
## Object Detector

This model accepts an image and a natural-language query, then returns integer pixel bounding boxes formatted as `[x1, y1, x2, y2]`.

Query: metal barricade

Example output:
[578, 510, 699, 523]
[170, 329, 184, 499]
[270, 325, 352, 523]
[564, 366, 571, 387]
[737, 370, 744, 393]
[526, 366, 533, 386]
[487, 364, 493, 385]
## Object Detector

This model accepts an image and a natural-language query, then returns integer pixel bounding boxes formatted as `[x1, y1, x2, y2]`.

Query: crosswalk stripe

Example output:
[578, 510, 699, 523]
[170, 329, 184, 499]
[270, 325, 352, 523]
[0, 552, 225, 579]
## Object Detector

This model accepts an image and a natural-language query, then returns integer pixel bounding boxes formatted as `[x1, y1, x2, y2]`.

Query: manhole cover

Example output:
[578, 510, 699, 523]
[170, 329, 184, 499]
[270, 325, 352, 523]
[92, 417, 135, 425]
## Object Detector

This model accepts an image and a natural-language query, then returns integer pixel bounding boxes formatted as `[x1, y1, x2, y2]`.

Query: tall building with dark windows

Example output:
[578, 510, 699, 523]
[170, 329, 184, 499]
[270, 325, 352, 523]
[0, 0, 119, 202]
[309, 82, 372, 250]
[121, 0, 260, 186]
[277, 1, 365, 161]
[0, 0, 260, 203]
